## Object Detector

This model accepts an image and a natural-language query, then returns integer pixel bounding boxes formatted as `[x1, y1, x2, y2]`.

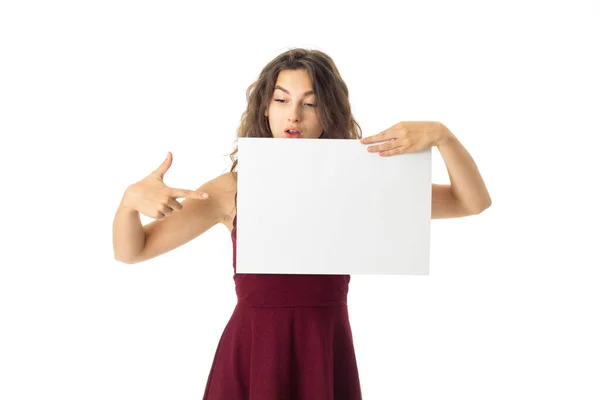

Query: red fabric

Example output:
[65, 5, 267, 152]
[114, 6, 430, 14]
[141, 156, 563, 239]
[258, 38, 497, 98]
[202, 215, 363, 399]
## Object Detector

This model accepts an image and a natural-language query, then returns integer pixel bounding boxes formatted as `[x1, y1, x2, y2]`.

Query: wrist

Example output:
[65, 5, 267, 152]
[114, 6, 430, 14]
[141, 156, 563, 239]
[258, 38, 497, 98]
[435, 123, 455, 147]
[119, 189, 137, 213]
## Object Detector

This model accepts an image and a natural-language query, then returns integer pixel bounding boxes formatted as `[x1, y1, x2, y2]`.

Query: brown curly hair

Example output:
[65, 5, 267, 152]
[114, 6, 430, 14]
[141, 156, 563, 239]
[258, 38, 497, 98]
[228, 47, 363, 173]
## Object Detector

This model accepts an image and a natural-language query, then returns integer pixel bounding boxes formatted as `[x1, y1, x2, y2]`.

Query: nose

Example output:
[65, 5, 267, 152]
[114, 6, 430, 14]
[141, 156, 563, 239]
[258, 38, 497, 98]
[288, 105, 301, 122]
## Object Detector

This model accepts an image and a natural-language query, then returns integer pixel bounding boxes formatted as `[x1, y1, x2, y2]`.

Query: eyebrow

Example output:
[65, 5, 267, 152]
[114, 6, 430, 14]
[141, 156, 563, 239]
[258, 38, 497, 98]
[274, 85, 314, 97]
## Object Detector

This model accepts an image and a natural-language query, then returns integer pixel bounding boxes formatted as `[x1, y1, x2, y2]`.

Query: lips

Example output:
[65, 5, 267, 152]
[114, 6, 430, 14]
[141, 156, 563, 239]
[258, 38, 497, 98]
[285, 131, 301, 138]
[285, 128, 302, 138]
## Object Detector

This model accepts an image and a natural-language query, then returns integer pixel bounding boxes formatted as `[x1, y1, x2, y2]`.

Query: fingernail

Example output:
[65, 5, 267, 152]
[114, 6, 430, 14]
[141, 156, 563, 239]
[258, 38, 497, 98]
[201, 193, 209, 198]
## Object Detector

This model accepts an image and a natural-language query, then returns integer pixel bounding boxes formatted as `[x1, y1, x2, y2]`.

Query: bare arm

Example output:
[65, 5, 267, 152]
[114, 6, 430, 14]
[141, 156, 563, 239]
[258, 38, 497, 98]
[435, 128, 492, 213]
[112, 172, 236, 264]
[112, 196, 146, 263]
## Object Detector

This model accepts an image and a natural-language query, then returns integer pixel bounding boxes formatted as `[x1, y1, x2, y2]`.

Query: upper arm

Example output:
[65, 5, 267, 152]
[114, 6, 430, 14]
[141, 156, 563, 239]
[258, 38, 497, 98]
[431, 184, 474, 219]
[129, 172, 235, 264]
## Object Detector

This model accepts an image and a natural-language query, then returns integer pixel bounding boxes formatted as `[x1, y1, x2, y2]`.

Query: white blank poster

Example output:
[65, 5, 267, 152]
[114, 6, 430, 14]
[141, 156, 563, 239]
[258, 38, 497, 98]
[236, 137, 431, 275]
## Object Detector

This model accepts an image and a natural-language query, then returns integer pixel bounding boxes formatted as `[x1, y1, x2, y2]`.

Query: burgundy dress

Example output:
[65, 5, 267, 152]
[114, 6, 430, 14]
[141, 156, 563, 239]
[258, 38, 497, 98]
[202, 215, 363, 399]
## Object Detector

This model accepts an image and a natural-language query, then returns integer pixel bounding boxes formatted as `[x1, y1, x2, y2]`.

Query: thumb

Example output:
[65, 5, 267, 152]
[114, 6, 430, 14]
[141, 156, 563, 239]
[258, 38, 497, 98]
[155, 152, 172, 179]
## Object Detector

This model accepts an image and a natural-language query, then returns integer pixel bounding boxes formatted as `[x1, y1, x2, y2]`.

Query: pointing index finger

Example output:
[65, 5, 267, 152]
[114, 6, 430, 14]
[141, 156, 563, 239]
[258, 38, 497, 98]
[169, 188, 209, 199]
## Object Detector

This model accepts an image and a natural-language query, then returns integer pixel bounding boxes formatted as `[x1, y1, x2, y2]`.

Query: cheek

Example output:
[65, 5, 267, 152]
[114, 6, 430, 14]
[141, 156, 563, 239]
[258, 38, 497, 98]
[266, 110, 276, 126]
[311, 116, 323, 130]
[267, 106, 280, 120]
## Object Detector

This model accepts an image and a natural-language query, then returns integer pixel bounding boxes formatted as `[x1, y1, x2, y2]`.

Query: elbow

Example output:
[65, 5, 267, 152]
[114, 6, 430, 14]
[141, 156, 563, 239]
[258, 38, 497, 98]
[114, 254, 137, 265]
[471, 197, 492, 215]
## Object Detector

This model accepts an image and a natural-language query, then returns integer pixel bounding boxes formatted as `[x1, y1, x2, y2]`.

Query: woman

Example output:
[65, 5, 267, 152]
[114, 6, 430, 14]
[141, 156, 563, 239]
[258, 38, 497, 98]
[113, 48, 491, 400]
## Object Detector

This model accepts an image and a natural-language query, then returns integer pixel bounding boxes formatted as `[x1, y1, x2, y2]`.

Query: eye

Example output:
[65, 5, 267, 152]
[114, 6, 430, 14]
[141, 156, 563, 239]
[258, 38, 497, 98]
[274, 99, 316, 107]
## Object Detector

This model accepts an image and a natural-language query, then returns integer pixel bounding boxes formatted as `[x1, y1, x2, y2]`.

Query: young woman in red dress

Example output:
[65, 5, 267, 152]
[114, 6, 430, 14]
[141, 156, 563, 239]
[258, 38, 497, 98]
[113, 48, 492, 400]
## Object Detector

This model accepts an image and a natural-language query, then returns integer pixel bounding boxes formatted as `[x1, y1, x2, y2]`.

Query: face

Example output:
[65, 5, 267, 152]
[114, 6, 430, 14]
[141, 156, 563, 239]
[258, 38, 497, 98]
[264, 69, 324, 139]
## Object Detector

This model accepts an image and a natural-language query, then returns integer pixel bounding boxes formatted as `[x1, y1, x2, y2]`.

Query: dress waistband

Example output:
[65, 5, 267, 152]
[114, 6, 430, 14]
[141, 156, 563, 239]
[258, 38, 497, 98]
[233, 273, 349, 308]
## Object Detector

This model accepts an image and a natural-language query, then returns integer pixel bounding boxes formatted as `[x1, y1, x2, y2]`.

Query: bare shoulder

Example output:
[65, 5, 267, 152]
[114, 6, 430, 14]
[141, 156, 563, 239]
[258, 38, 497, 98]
[208, 170, 237, 231]
[186, 170, 237, 227]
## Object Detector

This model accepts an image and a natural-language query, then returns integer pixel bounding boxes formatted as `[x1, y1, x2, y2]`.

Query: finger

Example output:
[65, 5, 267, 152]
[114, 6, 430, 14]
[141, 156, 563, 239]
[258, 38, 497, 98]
[166, 197, 184, 211]
[360, 130, 389, 144]
[367, 138, 401, 153]
[159, 204, 175, 217]
[380, 145, 412, 156]
[155, 152, 173, 179]
[169, 188, 209, 200]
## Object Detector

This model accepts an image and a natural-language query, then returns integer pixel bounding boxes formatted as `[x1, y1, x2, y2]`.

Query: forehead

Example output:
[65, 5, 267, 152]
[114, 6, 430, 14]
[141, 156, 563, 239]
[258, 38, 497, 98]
[275, 69, 314, 92]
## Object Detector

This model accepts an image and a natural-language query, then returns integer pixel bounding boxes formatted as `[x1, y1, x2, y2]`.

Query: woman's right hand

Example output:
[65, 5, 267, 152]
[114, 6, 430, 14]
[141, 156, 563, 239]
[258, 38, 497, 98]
[121, 152, 209, 220]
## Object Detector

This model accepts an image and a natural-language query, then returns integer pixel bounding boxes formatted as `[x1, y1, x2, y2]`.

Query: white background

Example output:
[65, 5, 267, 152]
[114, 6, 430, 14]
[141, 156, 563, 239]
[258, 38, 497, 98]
[1, 0, 599, 399]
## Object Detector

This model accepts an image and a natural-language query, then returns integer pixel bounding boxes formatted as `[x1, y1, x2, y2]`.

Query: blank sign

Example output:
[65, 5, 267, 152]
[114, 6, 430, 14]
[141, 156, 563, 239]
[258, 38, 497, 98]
[236, 137, 431, 275]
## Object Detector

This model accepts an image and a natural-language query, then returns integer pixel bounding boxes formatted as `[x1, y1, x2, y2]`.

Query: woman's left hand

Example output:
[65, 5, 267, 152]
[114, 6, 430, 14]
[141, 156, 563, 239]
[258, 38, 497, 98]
[360, 121, 451, 156]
